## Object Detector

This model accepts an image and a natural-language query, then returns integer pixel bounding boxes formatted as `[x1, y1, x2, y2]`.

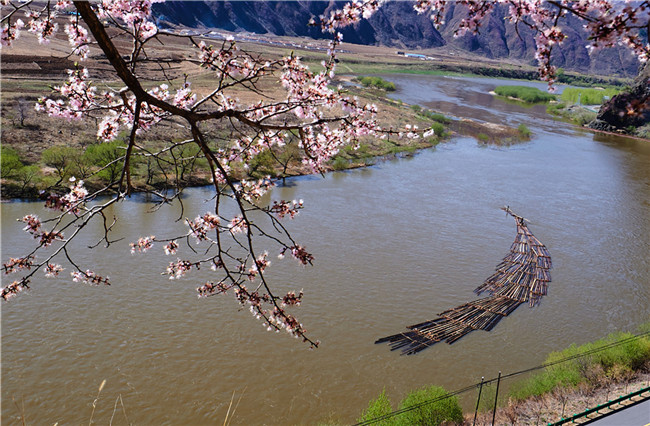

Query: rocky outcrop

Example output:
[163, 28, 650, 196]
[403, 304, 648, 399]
[589, 62, 650, 132]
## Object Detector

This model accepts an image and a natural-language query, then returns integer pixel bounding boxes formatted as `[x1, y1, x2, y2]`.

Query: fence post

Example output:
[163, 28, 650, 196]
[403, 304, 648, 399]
[492, 371, 502, 426]
[473, 376, 485, 426]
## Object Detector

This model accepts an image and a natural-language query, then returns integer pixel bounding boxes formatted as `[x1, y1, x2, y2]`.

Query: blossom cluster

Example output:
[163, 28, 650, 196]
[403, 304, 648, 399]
[1, 18, 23, 47]
[319, 0, 382, 33]
[96, 0, 161, 41]
[130, 236, 155, 254]
[20, 214, 42, 235]
[247, 251, 270, 281]
[186, 213, 220, 242]
[234, 178, 274, 203]
[1, 279, 30, 301]
[71, 270, 110, 285]
[197, 280, 232, 297]
[269, 199, 304, 219]
[36, 68, 96, 120]
[230, 284, 312, 341]
[197, 39, 267, 79]
[3, 255, 35, 275]
[279, 245, 314, 265]
[163, 240, 179, 256]
[281, 290, 303, 307]
[64, 18, 90, 59]
[44, 263, 64, 277]
[19, 214, 64, 247]
[26, 11, 58, 44]
[228, 215, 248, 235]
[165, 259, 199, 280]
[42, 178, 88, 215]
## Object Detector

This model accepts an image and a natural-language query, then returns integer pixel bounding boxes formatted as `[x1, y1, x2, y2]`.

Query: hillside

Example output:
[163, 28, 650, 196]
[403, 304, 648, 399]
[152, 1, 644, 78]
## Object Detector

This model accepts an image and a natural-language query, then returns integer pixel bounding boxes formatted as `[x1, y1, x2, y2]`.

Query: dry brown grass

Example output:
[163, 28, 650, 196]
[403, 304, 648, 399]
[470, 372, 650, 426]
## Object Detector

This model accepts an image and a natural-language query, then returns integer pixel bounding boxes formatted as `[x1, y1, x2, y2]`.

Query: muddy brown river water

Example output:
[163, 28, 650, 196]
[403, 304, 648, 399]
[2, 75, 649, 424]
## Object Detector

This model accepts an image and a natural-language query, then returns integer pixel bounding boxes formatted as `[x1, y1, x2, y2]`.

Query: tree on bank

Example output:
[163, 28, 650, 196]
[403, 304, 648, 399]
[1, 0, 648, 347]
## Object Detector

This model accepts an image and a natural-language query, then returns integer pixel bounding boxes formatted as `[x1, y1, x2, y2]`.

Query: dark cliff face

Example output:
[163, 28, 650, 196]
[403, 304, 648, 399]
[153, 1, 644, 78]
[590, 63, 650, 131]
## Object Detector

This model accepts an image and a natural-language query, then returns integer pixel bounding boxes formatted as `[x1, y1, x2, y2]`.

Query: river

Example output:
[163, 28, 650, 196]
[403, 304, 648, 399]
[2, 74, 649, 425]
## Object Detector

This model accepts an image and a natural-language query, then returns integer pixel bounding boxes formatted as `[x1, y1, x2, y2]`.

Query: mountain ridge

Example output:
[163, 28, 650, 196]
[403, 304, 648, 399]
[152, 1, 644, 78]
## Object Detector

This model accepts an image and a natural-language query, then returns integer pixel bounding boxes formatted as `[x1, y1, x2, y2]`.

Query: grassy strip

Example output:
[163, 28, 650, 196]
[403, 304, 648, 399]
[560, 87, 621, 105]
[410, 105, 451, 124]
[494, 85, 556, 103]
[510, 325, 650, 401]
[357, 76, 396, 91]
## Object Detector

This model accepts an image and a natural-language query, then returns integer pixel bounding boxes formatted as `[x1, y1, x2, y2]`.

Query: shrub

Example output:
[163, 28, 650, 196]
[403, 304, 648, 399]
[634, 124, 650, 139]
[518, 124, 532, 138]
[83, 141, 125, 183]
[494, 85, 556, 103]
[358, 386, 463, 426]
[358, 76, 396, 91]
[477, 133, 490, 142]
[14, 164, 42, 190]
[427, 113, 451, 124]
[42, 146, 80, 181]
[331, 155, 349, 171]
[397, 385, 464, 426]
[572, 110, 598, 126]
[416, 109, 451, 124]
[1, 146, 24, 178]
[357, 390, 394, 425]
[431, 122, 445, 137]
[546, 102, 567, 115]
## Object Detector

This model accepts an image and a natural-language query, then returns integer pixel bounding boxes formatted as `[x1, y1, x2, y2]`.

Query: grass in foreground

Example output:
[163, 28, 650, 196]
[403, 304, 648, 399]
[494, 85, 556, 103]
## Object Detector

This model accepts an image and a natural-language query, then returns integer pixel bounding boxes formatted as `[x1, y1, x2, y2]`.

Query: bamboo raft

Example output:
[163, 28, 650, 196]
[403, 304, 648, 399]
[376, 207, 552, 355]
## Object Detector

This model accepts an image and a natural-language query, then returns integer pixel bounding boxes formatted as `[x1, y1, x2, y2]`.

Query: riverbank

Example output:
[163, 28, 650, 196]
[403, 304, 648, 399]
[3, 25, 635, 200]
[350, 326, 650, 425]
[1, 75, 529, 201]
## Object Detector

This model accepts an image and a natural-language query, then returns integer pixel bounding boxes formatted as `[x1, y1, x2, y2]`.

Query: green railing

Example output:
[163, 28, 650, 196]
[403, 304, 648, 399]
[548, 385, 650, 425]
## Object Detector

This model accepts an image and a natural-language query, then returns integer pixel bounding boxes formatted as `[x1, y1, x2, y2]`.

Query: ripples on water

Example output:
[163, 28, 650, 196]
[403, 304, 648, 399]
[2, 75, 649, 424]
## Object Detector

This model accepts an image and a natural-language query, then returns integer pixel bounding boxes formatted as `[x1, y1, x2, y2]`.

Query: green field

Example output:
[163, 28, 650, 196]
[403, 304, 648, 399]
[560, 87, 621, 105]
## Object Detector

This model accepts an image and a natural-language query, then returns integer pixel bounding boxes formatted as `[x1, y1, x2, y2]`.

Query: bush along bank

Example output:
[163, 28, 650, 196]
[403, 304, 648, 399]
[357, 386, 464, 426]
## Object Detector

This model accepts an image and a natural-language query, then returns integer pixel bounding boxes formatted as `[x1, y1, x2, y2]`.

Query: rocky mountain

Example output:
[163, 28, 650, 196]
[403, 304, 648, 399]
[152, 1, 646, 78]
[590, 62, 650, 132]
[437, 3, 643, 78]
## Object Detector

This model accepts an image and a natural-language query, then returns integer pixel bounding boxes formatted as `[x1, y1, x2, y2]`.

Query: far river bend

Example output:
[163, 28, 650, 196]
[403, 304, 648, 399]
[2, 74, 649, 424]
